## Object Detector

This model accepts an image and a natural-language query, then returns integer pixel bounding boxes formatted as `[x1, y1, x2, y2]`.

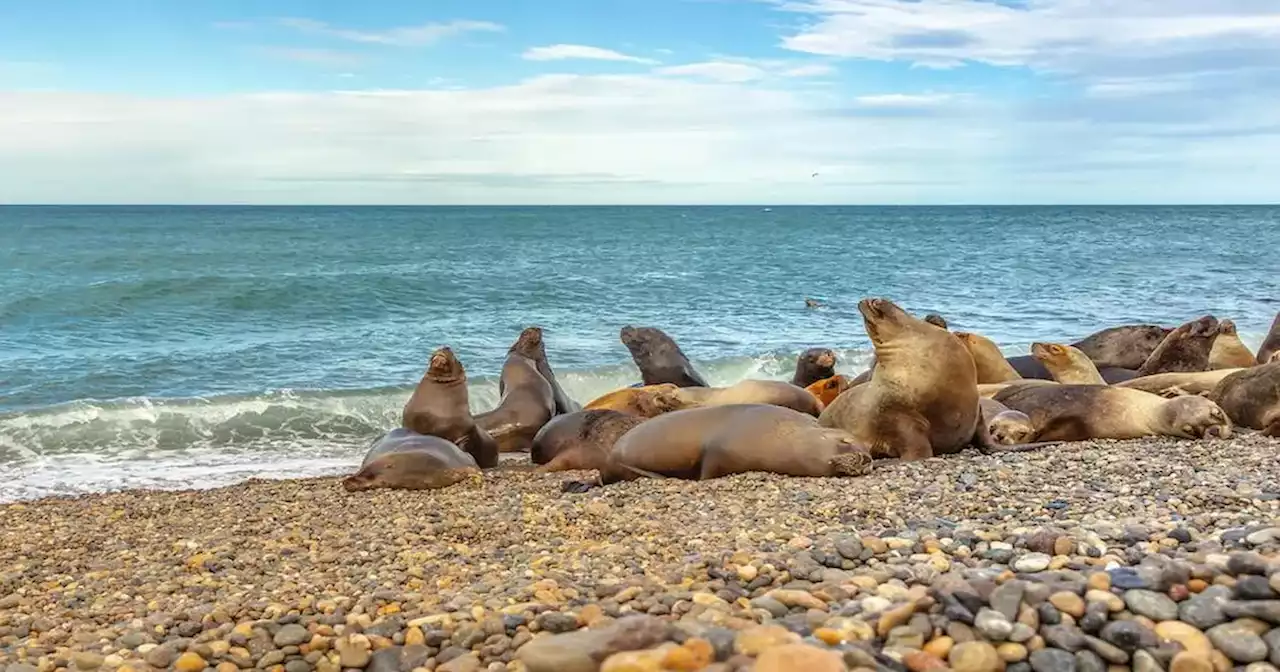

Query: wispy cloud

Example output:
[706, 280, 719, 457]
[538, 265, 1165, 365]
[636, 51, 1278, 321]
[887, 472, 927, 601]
[654, 61, 768, 83]
[522, 44, 659, 65]
[256, 47, 366, 67]
[854, 92, 956, 108]
[277, 17, 504, 47]
[780, 63, 836, 77]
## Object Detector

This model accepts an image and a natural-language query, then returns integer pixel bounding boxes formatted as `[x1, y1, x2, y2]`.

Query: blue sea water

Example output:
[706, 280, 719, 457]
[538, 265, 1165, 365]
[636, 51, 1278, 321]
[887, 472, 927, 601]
[1, 205, 1277, 502]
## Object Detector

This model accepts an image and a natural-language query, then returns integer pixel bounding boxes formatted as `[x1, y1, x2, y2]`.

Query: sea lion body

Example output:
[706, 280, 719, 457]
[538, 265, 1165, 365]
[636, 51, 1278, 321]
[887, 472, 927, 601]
[602, 404, 871, 483]
[1116, 369, 1243, 398]
[993, 383, 1232, 443]
[1032, 342, 1105, 385]
[671, 379, 824, 417]
[1073, 324, 1173, 370]
[1259, 313, 1280, 365]
[584, 384, 682, 417]
[530, 410, 647, 472]
[819, 298, 980, 460]
[342, 429, 480, 491]
[1136, 316, 1220, 376]
[806, 375, 850, 408]
[1207, 319, 1255, 370]
[510, 326, 580, 415]
[475, 334, 558, 453]
[401, 347, 498, 468]
[956, 332, 1022, 383]
[1208, 361, 1280, 435]
[792, 347, 837, 388]
[1007, 355, 1138, 383]
[620, 325, 709, 387]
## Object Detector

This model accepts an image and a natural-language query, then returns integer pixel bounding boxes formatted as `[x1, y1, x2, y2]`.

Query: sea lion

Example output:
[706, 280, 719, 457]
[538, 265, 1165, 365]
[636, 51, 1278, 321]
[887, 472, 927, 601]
[475, 332, 558, 453]
[601, 404, 872, 484]
[1006, 356, 1139, 384]
[1135, 315, 1220, 376]
[955, 332, 1022, 384]
[805, 298, 823, 309]
[1031, 342, 1105, 385]
[806, 375, 850, 408]
[1259, 313, 1280, 365]
[924, 314, 949, 329]
[978, 380, 1057, 399]
[845, 314, 948, 388]
[792, 347, 837, 388]
[1073, 324, 1173, 370]
[818, 298, 981, 460]
[1116, 369, 1245, 397]
[992, 383, 1232, 442]
[1207, 319, 1255, 370]
[1208, 360, 1280, 435]
[669, 379, 824, 417]
[584, 384, 683, 417]
[530, 410, 647, 473]
[620, 325, 709, 388]
[401, 346, 499, 468]
[978, 397, 1034, 445]
[510, 326, 580, 415]
[342, 429, 480, 492]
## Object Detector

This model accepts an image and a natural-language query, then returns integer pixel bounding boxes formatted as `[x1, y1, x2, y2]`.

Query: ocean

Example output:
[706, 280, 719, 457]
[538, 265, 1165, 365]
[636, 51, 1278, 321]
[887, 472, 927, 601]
[2, 205, 1277, 502]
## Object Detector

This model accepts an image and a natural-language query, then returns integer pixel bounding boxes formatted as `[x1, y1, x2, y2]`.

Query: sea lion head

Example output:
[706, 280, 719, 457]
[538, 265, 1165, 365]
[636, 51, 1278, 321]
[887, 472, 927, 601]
[510, 326, 547, 359]
[427, 347, 465, 383]
[924, 314, 948, 330]
[1160, 396, 1232, 440]
[858, 298, 913, 345]
[988, 410, 1035, 445]
[632, 384, 684, 417]
[1217, 319, 1237, 336]
[819, 428, 873, 476]
[802, 347, 837, 370]
[1031, 342, 1073, 367]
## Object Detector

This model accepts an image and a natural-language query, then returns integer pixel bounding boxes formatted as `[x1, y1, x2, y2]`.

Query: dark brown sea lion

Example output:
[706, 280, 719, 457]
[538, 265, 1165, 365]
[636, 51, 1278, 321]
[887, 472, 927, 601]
[1073, 324, 1173, 370]
[342, 429, 481, 492]
[1209, 319, 1256, 370]
[1209, 360, 1280, 435]
[992, 383, 1232, 442]
[955, 332, 1022, 384]
[1259, 313, 1280, 365]
[583, 384, 683, 417]
[401, 346, 499, 468]
[1116, 369, 1243, 397]
[1031, 342, 1105, 385]
[600, 404, 872, 484]
[475, 332, 557, 453]
[792, 347, 837, 388]
[620, 325, 709, 388]
[530, 409, 646, 473]
[818, 298, 981, 460]
[924, 314, 949, 329]
[668, 379, 824, 417]
[1134, 315, 1220, 376]
[806, 375, 850, 408]
[510, 326, 580, 415]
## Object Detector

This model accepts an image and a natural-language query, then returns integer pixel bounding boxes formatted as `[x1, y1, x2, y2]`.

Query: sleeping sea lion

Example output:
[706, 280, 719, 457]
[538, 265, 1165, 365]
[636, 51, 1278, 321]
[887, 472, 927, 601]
[1208, 360, 1280, 435]
[955, 332, 1022, 384]
[818, 298, 981, 460]
[1032, 342, 1105, 385]
[1116, 369, 1244, 397]
[600, 404, 872, 484]
[620, 325, 709, 387]
[511, 326, 580, 415]
[401, 346, 498, 468]
[475, 331, 558, 453]
[1007, 356, 1138, 384]
[1259, 313, 1280, 365]
[792, 347, 837, 388]
[584, 384, 683, 417]
[530, 410, 647, 473]
[1136, 315, 1220, 376]
[342, 429, 480, 492]
[668, 379, 824, 417]
[806, 375, 850, 408]
[992, 383, 1232, 443]
[1209, 319, 1256, 370]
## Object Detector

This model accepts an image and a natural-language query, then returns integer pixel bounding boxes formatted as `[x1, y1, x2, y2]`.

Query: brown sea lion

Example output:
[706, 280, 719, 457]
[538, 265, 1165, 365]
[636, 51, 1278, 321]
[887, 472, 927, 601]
[600, 404, 872, 484]
[474, 332, 557, 453]
[845, 314, 947, 388]
[583, 384, 683, 417]
[1135, 315, 1220, 376]
[924, 314, 949, 329]
[1208, 360, 1280, 435]
[1207, 319, 1255, 370]
[1259, 313, 1280, 365]
[342, 429, 480, 492]
[1032, 342, 1105, 385]
[792, 347, 837, 388]
[977, 397, 1035, 446]
[530, 410, 647, 473]
[1073, 324, 1173, 370]
[1007, 356, 1139, 384]
[818, 298, 981, 460]
[992, 383, 1232, 442]
[620, 325, 709, 387]
[669, 379, 824, 417]
[978, 380, 1057, 399]
[1116, 369, 1244, 398]
[511, 326, 580, 415]
[806, 375, 850, 408]
[401, 347, 499, 468]
[955, 332, 1022, 384]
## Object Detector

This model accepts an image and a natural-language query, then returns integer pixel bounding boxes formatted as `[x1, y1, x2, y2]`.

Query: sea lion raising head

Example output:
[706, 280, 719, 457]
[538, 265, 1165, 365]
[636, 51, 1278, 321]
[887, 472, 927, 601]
[508, 326, 579, 415]
[1136, 315, 1220, 376]
[1031, 342, 1105, 385]
[401, 346, 498, 468]
[620, 325, 709, 388]
[955, 331, 1022, 384]
[792, 347, 838, 388]
[1208, 319, 1256, 370]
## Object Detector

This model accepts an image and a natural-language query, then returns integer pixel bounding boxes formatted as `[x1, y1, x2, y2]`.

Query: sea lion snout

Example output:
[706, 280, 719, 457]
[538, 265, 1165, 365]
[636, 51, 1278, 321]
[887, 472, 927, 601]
[815, 350, 836, 368]
[341, 473, 372, 492]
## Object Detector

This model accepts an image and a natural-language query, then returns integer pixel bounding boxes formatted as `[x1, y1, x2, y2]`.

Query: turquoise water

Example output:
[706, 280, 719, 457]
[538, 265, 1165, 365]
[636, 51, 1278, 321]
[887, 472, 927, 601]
[2, 205, 1277, 501]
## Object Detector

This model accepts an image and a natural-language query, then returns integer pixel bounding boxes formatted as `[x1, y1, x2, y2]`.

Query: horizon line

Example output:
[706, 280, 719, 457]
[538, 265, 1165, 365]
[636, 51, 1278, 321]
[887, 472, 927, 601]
[2, 202, 1278, 208]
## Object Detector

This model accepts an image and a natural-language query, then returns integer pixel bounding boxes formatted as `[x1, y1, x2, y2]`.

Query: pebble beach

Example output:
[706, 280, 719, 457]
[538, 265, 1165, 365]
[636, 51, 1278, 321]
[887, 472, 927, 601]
[3, 435, 1279, 672]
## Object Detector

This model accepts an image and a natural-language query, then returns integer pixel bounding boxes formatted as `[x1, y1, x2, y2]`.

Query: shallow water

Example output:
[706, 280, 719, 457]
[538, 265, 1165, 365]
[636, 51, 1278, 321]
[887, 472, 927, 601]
[2, 205, 1277, 502]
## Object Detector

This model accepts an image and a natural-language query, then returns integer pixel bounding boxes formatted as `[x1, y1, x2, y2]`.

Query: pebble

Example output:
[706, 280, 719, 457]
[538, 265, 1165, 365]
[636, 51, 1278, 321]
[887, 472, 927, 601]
[755, 643, 845, 672]
[1206, 621, 1269, 663]
[976, 608, 1015, 641]
[1015, 553, 1053, 573]
[950, 641, 1003, 672]
[1030, 648, 1078, 672]
[1123, 589, 1179, 621]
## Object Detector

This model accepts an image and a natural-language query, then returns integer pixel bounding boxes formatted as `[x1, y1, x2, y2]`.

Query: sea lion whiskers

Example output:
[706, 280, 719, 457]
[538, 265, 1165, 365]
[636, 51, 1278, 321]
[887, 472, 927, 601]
[426, 347, 465, 384]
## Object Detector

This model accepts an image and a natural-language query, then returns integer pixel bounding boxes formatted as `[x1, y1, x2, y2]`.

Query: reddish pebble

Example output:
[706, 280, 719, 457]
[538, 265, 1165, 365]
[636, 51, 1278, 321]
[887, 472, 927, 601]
[905, 651, 950, 672]
[1169, 584, 1190, 601]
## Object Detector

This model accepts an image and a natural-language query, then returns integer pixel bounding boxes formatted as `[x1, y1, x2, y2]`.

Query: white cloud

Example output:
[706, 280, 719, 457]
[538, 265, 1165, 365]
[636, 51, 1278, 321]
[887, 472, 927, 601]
[256, 47, 366, 67]
[522, 44, 659, 65]
[277, 17, 504, 47]
[654, 61, 768, 83]
[781, 63, 836, 77]
[854, 92, 956, 107]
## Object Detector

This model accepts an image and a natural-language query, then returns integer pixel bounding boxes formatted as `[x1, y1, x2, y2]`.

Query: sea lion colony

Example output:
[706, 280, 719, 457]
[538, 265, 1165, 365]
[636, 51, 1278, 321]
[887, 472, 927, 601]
[344, 301, 1280, 491]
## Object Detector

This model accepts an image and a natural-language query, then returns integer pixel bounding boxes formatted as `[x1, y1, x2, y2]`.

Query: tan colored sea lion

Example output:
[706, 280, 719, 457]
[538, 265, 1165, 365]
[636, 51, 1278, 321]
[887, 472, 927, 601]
[1135, 315, 1220, 376]
[401, 347, 499, 468]
[818, 298, 981, 460]
[600, 404, 872, 484]
[475, 331, 557, 453]
[792, 347, 837, 388]
[1115, 369, 1243, 397]
[844, 314, 948, 389]
[512, 326, 580, 415]
[583, 384, 683, 417]
[1259, 313, 1280, 365]
[955, 332, 1022, 384]
[620, 325, 709, 387]
[342, 429, 481, 492]
[992, 383, 1232, 442]
[669, 379, 824, 416]
[806, 375, 850, 408]
[1032, 342, 1105, 385]
[1207, 360, 1280, 435]
[978, 381, 1057, 399]
[1209, 319, 1256, 370]
[530, 410, 647, 473]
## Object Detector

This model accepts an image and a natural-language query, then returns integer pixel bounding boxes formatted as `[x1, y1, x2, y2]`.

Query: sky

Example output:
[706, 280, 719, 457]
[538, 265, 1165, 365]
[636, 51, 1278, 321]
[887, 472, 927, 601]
[2, 0, 1279, 205]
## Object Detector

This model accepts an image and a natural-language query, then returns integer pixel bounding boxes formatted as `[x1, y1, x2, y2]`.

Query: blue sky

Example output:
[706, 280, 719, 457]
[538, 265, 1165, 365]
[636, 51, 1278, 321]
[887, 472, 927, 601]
[2, 0, 1279, 204]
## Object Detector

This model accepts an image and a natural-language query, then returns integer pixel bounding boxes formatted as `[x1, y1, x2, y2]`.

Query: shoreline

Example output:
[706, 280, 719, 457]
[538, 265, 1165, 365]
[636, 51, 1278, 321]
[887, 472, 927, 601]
[2, 435, 1279, 671]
